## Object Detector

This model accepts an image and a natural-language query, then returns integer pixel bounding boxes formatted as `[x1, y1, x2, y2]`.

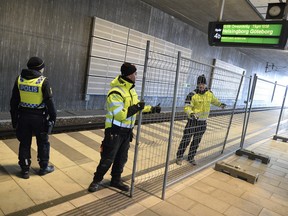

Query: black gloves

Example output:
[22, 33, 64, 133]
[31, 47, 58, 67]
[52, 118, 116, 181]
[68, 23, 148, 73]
[49, 117, 56, 125]
[151, 103, 161, 113]
[127, 101, 145, 118]
[220, 103, 227, 109]
[130, 132, 134, 142]
[137, 101, 145, 110]
[46, 120, 55, 134]
[127, 102, 161, 117]
[189, 113, 198, 120]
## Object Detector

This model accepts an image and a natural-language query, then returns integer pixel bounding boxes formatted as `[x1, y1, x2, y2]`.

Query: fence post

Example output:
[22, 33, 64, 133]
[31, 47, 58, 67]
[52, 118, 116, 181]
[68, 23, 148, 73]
[221, 71, 245, 153]
[161, 51, 181, 200]
[239, 75, 252, 148]
[275, 85, 288, 136]
[240, 74, 257, 149]
[271, 81, 277, 102]
[130, 40, 150, 197]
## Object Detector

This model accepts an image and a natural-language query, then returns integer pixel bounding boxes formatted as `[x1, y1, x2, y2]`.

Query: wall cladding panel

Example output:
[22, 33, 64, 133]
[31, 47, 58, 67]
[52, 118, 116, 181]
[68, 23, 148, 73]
[86, 17, 190, 100]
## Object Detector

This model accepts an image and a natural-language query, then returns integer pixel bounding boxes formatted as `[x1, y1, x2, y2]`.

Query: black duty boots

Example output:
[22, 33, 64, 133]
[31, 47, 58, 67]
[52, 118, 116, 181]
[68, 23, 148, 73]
[188, 159, 197, 166]
[110, 178, 129, 192]
[39, 165, 54, 176]
[88, 177, 130, 193]
[88, 181, 101, 192]
[21, 170, 29, 179]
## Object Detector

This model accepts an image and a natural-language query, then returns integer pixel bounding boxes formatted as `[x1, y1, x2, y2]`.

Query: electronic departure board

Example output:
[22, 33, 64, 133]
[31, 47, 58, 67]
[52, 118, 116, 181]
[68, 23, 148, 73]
[208, 20, 288, 49]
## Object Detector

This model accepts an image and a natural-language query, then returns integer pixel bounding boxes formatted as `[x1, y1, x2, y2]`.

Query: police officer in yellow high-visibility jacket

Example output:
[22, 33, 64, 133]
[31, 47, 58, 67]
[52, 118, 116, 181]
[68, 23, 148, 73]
[88, 62, 161, 192]
[10, 57, 56, 179]
[176, 74, 226, 166]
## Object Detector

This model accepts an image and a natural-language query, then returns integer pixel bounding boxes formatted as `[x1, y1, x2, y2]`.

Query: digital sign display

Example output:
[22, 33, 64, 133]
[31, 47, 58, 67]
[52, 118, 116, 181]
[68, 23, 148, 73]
[208, 21, 288, 49]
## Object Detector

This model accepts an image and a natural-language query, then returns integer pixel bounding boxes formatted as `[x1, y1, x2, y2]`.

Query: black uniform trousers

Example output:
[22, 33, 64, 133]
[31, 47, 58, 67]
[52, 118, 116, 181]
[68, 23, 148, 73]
[93, 127, 131, 182]
[176, 118, 207, 161]
[16, 112, 50, 171]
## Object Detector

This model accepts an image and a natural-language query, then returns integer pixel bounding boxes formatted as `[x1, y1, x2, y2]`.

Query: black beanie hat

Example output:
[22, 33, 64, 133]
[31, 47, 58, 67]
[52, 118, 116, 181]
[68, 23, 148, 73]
[197, 74, 207, 84]
[121, 62, 137, 76]
[27, 57, 45, 71]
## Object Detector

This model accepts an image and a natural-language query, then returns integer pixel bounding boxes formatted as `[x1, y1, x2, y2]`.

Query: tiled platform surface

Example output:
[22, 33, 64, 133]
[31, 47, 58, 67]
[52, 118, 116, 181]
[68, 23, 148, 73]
[1, 134, 288, 215]
[0, 109, 287, 216]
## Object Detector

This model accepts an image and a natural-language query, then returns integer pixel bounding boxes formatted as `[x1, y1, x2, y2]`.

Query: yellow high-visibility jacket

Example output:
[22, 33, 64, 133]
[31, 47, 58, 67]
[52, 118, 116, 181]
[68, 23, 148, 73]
[105, 75, 151, 129]
[18, 76, 46, 109]
[184, 89, 222, 120]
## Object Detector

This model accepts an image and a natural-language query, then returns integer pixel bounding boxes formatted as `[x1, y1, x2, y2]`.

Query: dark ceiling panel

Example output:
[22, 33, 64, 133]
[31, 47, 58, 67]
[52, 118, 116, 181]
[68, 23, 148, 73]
[141, 0, 288, 72]
[141, 0, 261, 33]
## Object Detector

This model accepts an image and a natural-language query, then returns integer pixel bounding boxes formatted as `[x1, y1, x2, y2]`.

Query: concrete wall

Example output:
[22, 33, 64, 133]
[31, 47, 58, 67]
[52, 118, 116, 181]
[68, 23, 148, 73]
[0, 0, 285, 112]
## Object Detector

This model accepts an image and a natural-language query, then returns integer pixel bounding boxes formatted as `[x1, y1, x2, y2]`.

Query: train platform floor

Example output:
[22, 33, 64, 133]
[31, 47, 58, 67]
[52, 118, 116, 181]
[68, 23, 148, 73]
[0, 121, 288, 216]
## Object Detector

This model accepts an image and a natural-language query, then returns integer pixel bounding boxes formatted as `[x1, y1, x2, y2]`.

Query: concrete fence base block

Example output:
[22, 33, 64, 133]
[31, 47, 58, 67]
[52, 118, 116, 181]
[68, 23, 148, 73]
[235, 149, 270, 164]
[273, 135, 288, 143]
[215, 161, 259, 184]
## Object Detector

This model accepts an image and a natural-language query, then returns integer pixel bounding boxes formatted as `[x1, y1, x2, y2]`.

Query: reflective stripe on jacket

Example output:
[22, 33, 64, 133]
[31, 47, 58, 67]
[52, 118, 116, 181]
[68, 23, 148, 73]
[105, 75, 151, 129]
[184, 90, 221, 120]
[18, 75, 46, 109]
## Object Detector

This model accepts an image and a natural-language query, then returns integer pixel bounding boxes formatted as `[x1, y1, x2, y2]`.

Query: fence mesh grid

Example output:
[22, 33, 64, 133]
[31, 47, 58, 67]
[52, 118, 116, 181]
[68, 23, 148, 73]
[133, 51, 178, 184]
[167, 57, 244, 184]
[252, 79, 285, 108]
[277, 86, 288, 137]
[132, 47, 246, 191]
[243, 78, 287, 147]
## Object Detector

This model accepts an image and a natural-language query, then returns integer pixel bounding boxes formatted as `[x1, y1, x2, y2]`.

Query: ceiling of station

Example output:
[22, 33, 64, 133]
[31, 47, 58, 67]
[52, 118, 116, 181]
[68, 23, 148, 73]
[249, 0, 287, 19]
[141, 0, 288, 73]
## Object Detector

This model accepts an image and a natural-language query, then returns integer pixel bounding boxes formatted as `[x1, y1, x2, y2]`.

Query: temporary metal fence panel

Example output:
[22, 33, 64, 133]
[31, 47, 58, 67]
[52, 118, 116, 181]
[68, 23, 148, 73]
[131, 46, 182, 195]
[252, 77, 286, 108]
[166, 57, 246, 189]
[241, 75, 287, 148]
[274, 86, 288, 140]
[130, 40, 193, 197]
[130, 40, 247, 198]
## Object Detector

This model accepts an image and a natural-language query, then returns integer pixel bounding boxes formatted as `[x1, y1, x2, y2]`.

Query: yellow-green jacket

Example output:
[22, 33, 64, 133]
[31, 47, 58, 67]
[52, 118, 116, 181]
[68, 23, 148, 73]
[105, 75, 151, 129]
[184, 88, 222, 120]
